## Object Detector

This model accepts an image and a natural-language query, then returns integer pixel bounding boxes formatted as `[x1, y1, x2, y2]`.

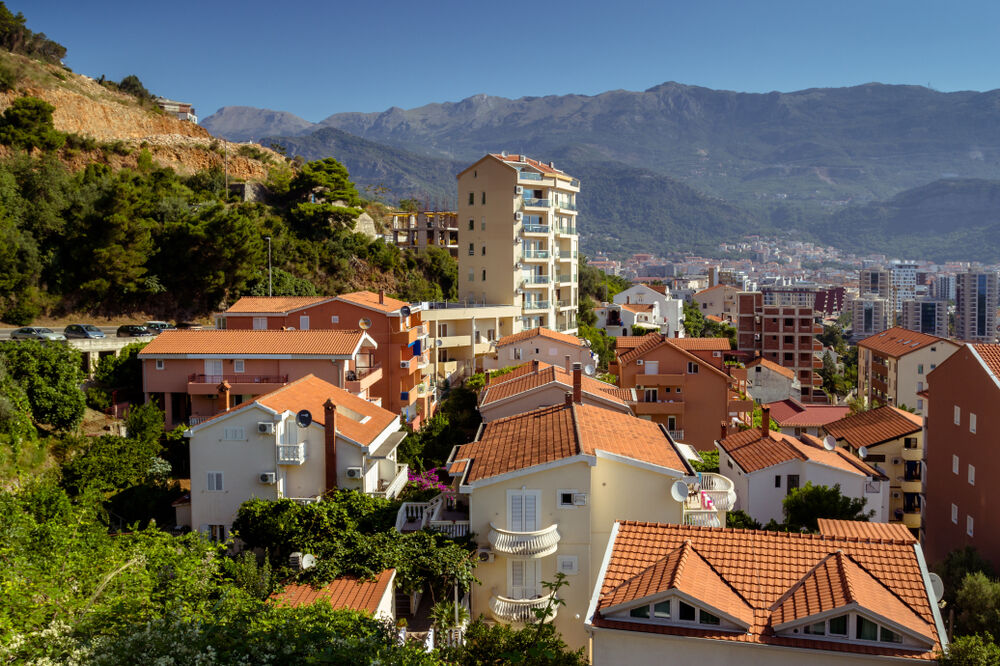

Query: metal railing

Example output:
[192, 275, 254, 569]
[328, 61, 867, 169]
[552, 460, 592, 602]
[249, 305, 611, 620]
[277, 442, 306, 465]
[690, 473, 736, 511]
[522, 224, 550, 233]
[489, 594, 558, 624]
[188, 373, 287, 384]
[346, 363, 381, 381]
[522, 249, 550, 259]
[522, 197, 550, 207]
[524, 300, 550, 311]
[488, 523, 560, 557]
[518, 171, 543, 181]
[188, 415, 210, 426]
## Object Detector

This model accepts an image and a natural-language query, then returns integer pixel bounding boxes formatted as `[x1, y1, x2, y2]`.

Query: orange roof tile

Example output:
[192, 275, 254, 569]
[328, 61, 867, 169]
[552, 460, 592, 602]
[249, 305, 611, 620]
[481, 362, 627, 408]
[971, 344, 1000, 381]
[857, 327, 954, 358]
[747, 357, 796, 379]
[718, 428, 878, 477]
[618, 335, 732, 380]
[225, 296, 332, 314]
[620, 303, 655, 314]
[138, 330, 370, 357]
[489, 153, 567, 176]
[764, 399, 850, 427]
[336, 290, 410, 313]
[671, 337, 732, 351]
[451, 403, 690, 484]
[271, 569, 394, 613]
[592, 522, 941, 659]
[817, 519, 917, 543]
[705, 314, 724, 323]
[494, 327, 588, 349]
[824, 406, 922, 450]
[614, 336, 651, 350]
[647, 284, 669, 295]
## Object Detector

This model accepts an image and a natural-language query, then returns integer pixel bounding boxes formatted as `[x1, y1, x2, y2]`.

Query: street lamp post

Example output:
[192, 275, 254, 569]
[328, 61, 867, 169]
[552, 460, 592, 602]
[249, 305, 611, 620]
[265, 236, 272, 297]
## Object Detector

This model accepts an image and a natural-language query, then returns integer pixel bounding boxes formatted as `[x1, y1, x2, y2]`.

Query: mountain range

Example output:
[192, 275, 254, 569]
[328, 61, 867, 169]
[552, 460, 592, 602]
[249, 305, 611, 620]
[203, 82, 1000, 261]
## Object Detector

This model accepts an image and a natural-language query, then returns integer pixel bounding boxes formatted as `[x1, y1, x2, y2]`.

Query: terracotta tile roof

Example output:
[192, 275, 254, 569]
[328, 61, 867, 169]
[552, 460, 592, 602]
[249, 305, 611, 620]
[647, 284, 669, 295]
[451, 403, 690, 484]
[490, 153, 566, 176]
[480, 362, 627, 407]
[817, 519, 917, 543]
[857, 326, 952, 358]
[271, 568, 394, 613]
[614, 336, 651, 350]
[717, 428, 879, 477]
[618, 334, 733, 380]
[824, 406, 922, 450]
[225, 296, 333, 314]
[705, 314, 724, 323]
[764, 399, 850, 427]
[494, 327, 587, 349]
[748, 357, 796, 379]
[336, 290, 410, 313]
[592, 522, 941, 659]
[971, 344, 1000, 381]
[671, 337, 732, 351]
[138, 330, 370, 357]
[620, 303, 655, 314]
[694, 284, 734, 296]
[602, 540, 754, 626]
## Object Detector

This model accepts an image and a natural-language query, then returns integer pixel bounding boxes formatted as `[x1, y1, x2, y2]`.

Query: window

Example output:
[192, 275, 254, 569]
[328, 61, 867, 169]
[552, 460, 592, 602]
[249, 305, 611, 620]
[481, 192, 486, 204]
[514, 348, 522, 360]
[209, 524, 226, 542]
[252, 317, 267, 330]
[686, 362, 699, 374]
[699, 611, 721, 626]
[880, 627, 902, 644]
[775, 475, 781, 488]
[207, 472, 223, 491]
[644, 388, 658, 403]
[968, 515, 975, 537]
[234, 359, 245, 374]
[468, 219, 474, 230]
[330, 315, 339, 324]
[678, 601, 696, 622]
[557, 555, 579, 575]
[786, 475, 799, 495]
[970, 413, 977, 433]
[222, 427, 245, 441]
[155, 359, 164, 370]
[508, 489, 540, 532]
[629, 605, 650, 619]
[653, 601, 671, 619]
[917, 399, 923, 410]
[969, 465, 976, 486]
[481, 245, 486, 255]
[482, 269, 486, 281]
[953, 454, 959, 474]
[954, 405, 961, 425]
[828, 615, 848, 636]
[916, 381, 923, 392]
[468, 270, 474, 282]
[468, 192, 474, 205]
[558, 491, 575, 507]
[481, 217, 486, 231]
[509, 559, 540, 599]
[917, 364, 924, 374]
[857, 616, 879, 641]
[468, 243, 474, 256]
[803, 621, 825, 635]
[952, 503, 958, 524]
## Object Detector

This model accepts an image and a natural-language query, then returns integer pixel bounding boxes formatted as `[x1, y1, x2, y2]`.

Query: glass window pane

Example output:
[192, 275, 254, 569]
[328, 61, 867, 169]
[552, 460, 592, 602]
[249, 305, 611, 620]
[629, 605, 649, 619]
[804, 621, 825, 635]
[699, 611, 721, 625]
[857, 616, 878, 641]
[829, 615, 848, 635]
[679, 601, 696, 621]
[880, 627, 902, 643]
[653, 601, 671, 618]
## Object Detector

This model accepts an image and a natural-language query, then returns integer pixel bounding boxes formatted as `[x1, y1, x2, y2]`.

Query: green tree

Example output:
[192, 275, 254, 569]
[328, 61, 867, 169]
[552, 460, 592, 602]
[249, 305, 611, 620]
[726, 510, 762, 530]
[116, 74, 150, 99]
[935, 546, 995, 607]
[0, 339, 84, 430]
[91, 341, 147, 404]
[782, 482, 874, 532]
[690, 449, 719, 473]
[124, 401, 164, 445]
[60, 432, 164, 495]
[398, 198, 420, 212]
[0, 3, 66, 62]
[683, 300, 706, 338]
[939, 633, 1000, 665]
[955, 572, 1000, 638]
[0, 96, 65, 151]
[577, 324, 614, 370]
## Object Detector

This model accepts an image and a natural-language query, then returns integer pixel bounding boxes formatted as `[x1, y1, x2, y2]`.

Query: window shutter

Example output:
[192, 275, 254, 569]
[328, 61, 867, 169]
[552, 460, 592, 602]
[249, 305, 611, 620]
[523, 494, 538, 532]
[510, 494, 523, 532]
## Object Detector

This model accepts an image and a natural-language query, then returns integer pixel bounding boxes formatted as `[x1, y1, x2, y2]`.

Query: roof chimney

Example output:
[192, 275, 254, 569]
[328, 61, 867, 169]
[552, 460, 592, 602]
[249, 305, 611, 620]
[564, 354, 572, 374]
[572, 362, 582, 404]
[720, 422, 728, 441]
[565, 391, 573, 406]
[324, 398, 338, 492]
[378, 289, 385, 305]
[217, 381, 231, 412]
[761, 407, 771, 439]
[532, 359, 540, 372]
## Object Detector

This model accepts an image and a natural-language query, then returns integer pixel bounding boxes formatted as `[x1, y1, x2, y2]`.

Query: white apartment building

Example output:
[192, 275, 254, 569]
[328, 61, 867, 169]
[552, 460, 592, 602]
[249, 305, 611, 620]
[612, 284, 685, 337]
[457, 153, 579, 334]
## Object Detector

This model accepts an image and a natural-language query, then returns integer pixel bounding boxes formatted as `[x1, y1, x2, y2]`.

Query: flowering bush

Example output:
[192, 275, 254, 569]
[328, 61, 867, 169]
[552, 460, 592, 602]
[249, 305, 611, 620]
[399, 467, 451, 502]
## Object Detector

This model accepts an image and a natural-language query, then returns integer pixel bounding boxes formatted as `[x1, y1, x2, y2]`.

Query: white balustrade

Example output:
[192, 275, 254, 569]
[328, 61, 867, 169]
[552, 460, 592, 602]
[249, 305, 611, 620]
[488, 523, 560, 558]
[489, 593, 558, 624]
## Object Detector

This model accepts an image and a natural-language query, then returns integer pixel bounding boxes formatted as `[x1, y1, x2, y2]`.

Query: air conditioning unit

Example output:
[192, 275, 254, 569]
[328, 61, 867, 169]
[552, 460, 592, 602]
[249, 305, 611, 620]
[515, 186, 524, 195]
[892, 458, 901, 465]
[289, 552, 316, 570]
[514, 211, 523, 221]
[636, 359, 644, 366]
[401, 361, 410, 368]
[259, 472, 276, 484]
[476, 548, 495, 563]
[346, 466, 363, 479]
[572, 493, 589, 506]
[257, 422, 275, 434]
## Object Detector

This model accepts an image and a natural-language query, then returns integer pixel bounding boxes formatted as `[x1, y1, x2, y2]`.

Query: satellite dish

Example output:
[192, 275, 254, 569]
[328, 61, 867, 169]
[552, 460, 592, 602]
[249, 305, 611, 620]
[823, 435, 836, 451]
[400, 305, 411, 318]
[929, 573, 944, 603]
[436, 339, 444, 347]
[584, 364, 595, 376]
[301, 553, 316, 570]
[858, 446, 869, 459]
[296, 409, 312, 428]
[670, 480, 689, 503]
[358, 317, 371, 330]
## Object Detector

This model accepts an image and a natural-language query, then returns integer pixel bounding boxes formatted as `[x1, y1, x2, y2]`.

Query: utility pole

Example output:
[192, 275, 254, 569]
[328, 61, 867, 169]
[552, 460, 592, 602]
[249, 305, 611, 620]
[265, 236, 272, 296]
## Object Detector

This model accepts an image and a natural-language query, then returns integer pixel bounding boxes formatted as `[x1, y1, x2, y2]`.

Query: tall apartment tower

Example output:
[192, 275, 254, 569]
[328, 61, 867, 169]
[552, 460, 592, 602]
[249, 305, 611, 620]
[955, 271, 999, 342]
[859, 268, 891, 301]
[457, 153, 580, 334]
[890, 261, 919, 311]
[849, 295, 890, 341]
[900, 298, 949, 338]
[932, 274, 957, 301]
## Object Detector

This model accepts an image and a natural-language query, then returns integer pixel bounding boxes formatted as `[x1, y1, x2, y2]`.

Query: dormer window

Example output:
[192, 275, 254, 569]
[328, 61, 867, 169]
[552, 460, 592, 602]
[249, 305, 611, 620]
[616, 598, 736, 630]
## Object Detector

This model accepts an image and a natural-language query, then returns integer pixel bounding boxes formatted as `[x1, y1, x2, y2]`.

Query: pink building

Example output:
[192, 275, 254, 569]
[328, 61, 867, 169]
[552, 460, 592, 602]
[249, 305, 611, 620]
[139, 329, 378, 427]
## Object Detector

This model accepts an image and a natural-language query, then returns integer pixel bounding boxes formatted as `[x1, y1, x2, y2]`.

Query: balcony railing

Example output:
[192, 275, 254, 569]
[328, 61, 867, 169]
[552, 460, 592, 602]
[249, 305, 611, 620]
[395, 493, 470, 537]
[525, 275, 550, 285]
[522, 224, 550, 234]
[522, 197, 550, 208]
[188, 373, 287, 384]
[489, 593, 558, 624]
[682, 510, 722, 528]
[488, 523, 560, 558]
[901, 447, 922, 461]
[524, 301, 550, 311]
[188, 415, 210, 426]
[556, 226, 576, 235]
[570, 178, 580, 188]
[518, 171, 543, 181]
[373, 463, 409, 499]
[556, 274, 573, 283]
[277, 442, 306, 465]
[523, 249, 550, 259]
[689, 473, 736, 511]
[667, 429, 684, 441]
[556, 202, 577, 211]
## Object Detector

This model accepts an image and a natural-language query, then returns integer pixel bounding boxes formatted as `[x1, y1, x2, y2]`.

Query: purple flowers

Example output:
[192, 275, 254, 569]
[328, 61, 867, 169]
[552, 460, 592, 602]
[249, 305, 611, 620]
[406, 467, 450, 493]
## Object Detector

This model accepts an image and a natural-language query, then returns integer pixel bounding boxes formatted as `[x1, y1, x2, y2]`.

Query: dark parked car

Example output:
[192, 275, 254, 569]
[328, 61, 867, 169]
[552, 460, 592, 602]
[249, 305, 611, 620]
[10, 326, 66, 341]
[116, 325, 153, 338]
[145, 321, 176, 335]
[64, 324, 106, 339]
[175, 322, 204, 330]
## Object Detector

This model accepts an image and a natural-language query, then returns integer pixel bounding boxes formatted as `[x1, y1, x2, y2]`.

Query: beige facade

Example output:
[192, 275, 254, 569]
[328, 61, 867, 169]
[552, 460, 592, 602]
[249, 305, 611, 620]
[849, 295, 890, 341]
[387, 211, 459, 258]
[421, 302, 522, 382]
[857, 331, 960, 415]
[692, 284, 740, 322]
[486, 328, 597, 372]
[900, 298, 948, 338]
[457, 154, 579, 334]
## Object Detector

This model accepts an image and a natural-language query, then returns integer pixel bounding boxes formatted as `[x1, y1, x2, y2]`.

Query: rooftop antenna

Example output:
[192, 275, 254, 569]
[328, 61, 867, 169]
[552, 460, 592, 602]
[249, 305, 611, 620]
[823, 435, 836, 451]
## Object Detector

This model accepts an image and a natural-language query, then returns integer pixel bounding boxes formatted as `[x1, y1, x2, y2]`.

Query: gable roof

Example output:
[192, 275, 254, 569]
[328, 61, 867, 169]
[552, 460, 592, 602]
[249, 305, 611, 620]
[480, 362, 630, 408]
[857, 326, 954, 358]
[765, 399, 850, 427]
[970, 344, 1000, 385]
[449, 403, 691, 485]
[490, 153, 566, 176]
[717, 428, 879, 477]
[618, 334, 733, 381]
[620, 303, 655, 314]
[225, 296, 333, 315]
[138, 329, 372, 358]
[494, 327, 588, 349]
[817, 519, 917, 543]
[694, 284, 737, 297]
[615, 336, 652, 350]
[335, 290, 410, 314]
[748, 357, 796, 379]
[670, 337, 732, 351]
[590, 522, 942, 659]
[271, 568, 395, 613]
[824, 406, 923, 449]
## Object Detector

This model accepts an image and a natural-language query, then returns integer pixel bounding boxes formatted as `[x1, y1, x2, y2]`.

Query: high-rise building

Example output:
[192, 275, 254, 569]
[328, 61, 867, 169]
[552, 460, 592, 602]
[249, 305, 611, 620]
[859, 268, 891, 301]
[955, 271, 999, 342]
[890, 261, 919, 311]
[900, 298, 949, 338]
[932, 274, 957, 301]
[457, 153, 579, 334]
[849, 295, 890, 341]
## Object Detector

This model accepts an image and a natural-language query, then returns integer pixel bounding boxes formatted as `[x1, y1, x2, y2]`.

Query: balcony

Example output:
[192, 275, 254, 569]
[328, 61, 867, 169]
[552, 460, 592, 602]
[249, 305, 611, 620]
[556, 250, 577, 261]
[901, 447, 922, 462]
[524, 275, 551, 286]
[688, 473, 736, 511]
[522, 249, 550, 260]
[633, 399, 685, 416]
[682, 510, 722, 528]
[728, 399, 754, 413]
[556, 202, 578, 212]
[522, 197, 551, 208]
[901, 479, 922, 493]
[490, 593, 558, 624]
[667, 429, 684, 441]
[391, 326, 419, 346]
[345, 364, 382, 394]
[556, 274, 573, 284]
[488, 523, 560, 558]
[277, 442, 306, 465]
[570, 178, 580, 188]
[902, 512, 921, 529]
[555, 226, 576, 235]
[187, 373, 288, 395]
[522, 224, 550, 234]
[400, 356, 417, 371]
[524, 300, 550, 312]
[400, 390, 418, 405]
[395, 493, 470, 537]
[188, 415, 210, 426]
[372, 463, 409, 499]
[518, 171, 544, 181]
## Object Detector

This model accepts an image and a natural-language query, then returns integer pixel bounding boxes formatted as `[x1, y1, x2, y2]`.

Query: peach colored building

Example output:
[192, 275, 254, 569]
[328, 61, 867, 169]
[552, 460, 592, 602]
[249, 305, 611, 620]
[220, 291, 433, 428]
[485, 327, 597, 372]
[612, 333, 750, 450]
[139, 329, 377, 428]
[692, 284, 740, 322]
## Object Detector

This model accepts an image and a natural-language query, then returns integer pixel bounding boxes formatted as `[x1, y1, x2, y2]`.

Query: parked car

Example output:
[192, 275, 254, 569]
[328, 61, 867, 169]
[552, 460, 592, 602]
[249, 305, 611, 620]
[10, 327, 67, 342]
[145, 321, 176, 335]
[175, 322, 204, 330]
[116, 325, 153, 338]
[64, 324, 106, 339]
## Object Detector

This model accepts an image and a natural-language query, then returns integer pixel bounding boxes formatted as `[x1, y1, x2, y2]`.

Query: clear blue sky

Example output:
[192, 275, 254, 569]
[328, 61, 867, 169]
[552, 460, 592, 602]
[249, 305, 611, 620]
[14, 0, 1000, 122]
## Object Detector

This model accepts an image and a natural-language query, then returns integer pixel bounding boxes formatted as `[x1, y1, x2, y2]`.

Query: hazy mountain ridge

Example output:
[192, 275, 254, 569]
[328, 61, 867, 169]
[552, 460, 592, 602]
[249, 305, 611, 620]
[202, 105, 316, 142]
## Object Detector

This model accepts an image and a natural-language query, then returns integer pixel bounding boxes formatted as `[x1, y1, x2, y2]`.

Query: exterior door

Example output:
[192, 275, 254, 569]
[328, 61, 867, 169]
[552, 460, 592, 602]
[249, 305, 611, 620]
[508, 489, 540, 533]
[204, 359, 223, 380]
[299, 315, 310, 330]
[510, 559, 541, 599]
